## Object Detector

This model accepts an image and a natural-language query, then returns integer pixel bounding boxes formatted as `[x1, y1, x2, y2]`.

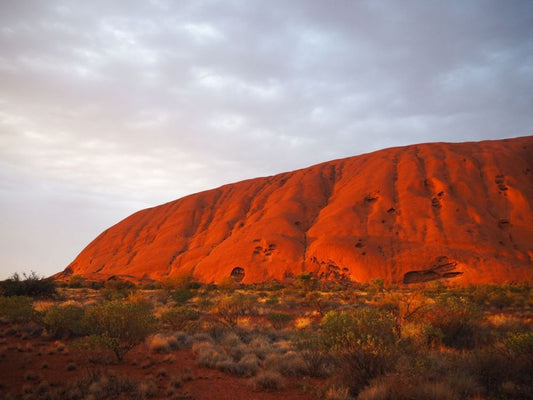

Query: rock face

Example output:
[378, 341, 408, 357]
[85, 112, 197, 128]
[58, 137, 533, 284]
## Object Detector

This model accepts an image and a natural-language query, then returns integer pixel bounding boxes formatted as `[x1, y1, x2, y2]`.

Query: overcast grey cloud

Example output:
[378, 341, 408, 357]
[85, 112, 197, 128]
[1, 0, 532, 279]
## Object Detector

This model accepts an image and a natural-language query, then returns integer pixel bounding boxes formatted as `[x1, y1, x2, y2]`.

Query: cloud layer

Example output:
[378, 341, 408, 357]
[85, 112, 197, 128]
[1, 0, 532, 278]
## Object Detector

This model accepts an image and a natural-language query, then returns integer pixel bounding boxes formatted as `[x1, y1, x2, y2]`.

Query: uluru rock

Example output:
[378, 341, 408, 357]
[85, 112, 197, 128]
[57, 137, 533, 284]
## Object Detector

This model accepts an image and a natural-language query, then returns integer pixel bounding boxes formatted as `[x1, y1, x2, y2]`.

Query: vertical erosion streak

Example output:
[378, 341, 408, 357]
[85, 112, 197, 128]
[388, 153, 400, 281]
[189, 178, 274, 275]
[432, 144, 450, 246]
[301, 162, 340, 273]
[414, 146, 448, 246]
[165, 191, 222, 276]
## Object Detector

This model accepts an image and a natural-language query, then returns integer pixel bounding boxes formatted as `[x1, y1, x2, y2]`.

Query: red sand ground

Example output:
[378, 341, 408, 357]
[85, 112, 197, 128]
[57, 137, 533, 285]
[0, 331, 315, 399]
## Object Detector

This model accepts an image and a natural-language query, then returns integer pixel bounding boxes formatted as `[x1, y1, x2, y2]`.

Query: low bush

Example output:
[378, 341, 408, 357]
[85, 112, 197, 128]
[320, 308, 399, 395]
[160, 306, 199, 330]
[357, 373, 457, 400]
[67, 275, 86, 288]
[267, 312, 293, 329]
[263, 351, 307, 377]
[424, 295, 483, 349]
[216, 295, 256, 327]
[249, 370, 284, 392]
[44, 304, 86, 338]
[171, 288, 195, 303]
[237, 353, 261, 376]
[148, 334, 175, 353]
[193, 341, 231, 368]
[83, 300, 156, 361]
[0, 295, 35, 322]
[87, 373, 138, 399]
[324, 385, 351, 400]
[0, 272, 56, 298]
[101, 279, 136, 300]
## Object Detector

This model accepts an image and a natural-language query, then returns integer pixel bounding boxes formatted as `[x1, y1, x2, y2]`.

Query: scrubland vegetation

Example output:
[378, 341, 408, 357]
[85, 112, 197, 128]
[0, 272, 532, 399]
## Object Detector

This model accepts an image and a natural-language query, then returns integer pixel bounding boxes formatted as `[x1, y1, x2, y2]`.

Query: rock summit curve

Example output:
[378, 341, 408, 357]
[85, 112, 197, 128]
[57, 136, 533, 284]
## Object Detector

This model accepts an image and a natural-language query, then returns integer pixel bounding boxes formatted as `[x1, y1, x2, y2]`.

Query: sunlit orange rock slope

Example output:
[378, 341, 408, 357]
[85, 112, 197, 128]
[57, 137, 533, 284]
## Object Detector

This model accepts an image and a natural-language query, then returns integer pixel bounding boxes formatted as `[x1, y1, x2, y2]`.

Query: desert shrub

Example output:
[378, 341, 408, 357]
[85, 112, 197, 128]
[0, 272, 56, 298]
[321, 308, 399, 395]
[301, 349, 335, 378]
[295, 273, 318, 291]
[424, 295, 483, 349]
[249, 370, 284, 392]
[173, 331, 193, 348]
[293, 330, 334, 377]
[72, 335, 117, 364]
[67, 275, 86, 288]
[138, 378, 157, 398]
[160, 306, 199, 330]
[267, 312, 293, 329]
[357, 373, 457, 400]
[461, 348, 515, 397]
[321, 308, 397, 352]
[87, 373, 138, 399]
[263, 351, 308, 377]
[400, 322, 444, 349]
[161, 273, 199, 290]
[306, 291, 327, 315]
[216, 294, 256, 327]
[249, 335, 273, 359]
[467, 283, 531, 309]
[0, 295, 35, 322]
[101, 279, 136, 300]
[324, 385, 351, 400]
[83, 300, 155, 361]
[237, 353, 261, 376]
[171, 288, 195, 303]
[193, 341, 231, 368]
[505, 331, 533, 355]
[147, 334, 175, 353]
[503, 332, 533, 390]
[370, 278, 385, 293]
[44, 304, 86, 338]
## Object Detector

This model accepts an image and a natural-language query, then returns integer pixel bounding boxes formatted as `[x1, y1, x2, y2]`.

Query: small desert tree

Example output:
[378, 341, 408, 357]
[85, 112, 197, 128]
[83, 300, 155, 361]
[216, 295, 255, 327]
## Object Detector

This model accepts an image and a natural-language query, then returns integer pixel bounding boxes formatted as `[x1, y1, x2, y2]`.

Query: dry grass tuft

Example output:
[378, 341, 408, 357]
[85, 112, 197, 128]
[249, 370, 284, 392]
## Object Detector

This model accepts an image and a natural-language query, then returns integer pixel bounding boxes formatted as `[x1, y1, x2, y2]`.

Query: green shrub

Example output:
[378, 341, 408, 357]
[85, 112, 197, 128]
[0, 295, 35, 322]
[44, 304, 86, 338]
[249, 370, 284, 392]
[216, 295, 256, 327]
[358, 373, 458, 400]
[160, 307, 199, 330]
[0, 272, 56, 298]
[83, 300, 156, 361]
[321, 308, 397, 352]
[505, 331, 533, 355]
[267, 312, 293, 330]
[504, 332, 533, 389]
[67, 275, 86, 288]
[424, 295, 483, 349]
[320, 308, 399, 395]
[101, 279, 136, 300]
[171, 288, 194, 303]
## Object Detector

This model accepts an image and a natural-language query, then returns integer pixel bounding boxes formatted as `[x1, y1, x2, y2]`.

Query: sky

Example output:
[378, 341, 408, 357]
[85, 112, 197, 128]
[1, 0, 532, 280]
